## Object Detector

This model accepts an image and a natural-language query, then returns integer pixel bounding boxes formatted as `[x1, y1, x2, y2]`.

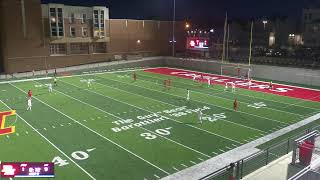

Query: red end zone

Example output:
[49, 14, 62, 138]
[144, 67, 320, 102]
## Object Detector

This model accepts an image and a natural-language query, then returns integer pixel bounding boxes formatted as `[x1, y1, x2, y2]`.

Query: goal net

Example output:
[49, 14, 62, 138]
[220, 63, 252, 80]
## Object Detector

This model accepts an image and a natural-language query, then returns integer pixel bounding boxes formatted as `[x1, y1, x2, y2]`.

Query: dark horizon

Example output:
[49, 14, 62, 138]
[42, 0, 320, 22]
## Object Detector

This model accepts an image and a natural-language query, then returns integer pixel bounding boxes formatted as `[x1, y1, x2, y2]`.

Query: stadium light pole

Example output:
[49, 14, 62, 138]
[172, 0, 176, 57]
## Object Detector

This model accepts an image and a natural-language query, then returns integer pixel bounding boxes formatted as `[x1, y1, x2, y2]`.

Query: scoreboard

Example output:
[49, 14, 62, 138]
[186, 37, 209, 51]
[0, 162, 54, 178]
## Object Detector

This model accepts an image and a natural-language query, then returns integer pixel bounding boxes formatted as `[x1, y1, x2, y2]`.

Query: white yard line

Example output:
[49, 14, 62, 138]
[60, 79, 242, 145]
[9, 83, 170, 175]
[35, 81, 212, 159]
[90, 78, 267, 134]
[96, 75, 288, 126]
[0, 100, 96, 180]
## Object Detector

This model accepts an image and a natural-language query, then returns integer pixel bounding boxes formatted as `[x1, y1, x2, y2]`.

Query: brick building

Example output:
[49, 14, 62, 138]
[0, 0, 186, 73]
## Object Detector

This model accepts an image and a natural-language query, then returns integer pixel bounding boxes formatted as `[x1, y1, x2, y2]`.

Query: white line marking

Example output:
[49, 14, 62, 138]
[154, 174, 160, 179]
[25, 131, 29, 134]
[43, 128, 47, 131]
[181, 164, 188, 168]
[173, 166, 179, 171]
[226, 146, 233, 150]
[141, 71, 320, 110]
[57, 80, 212, 158]
[68, 79, 242, 144]
[98, 75, 289, 126]
[219, 149, 225, 153]
[198, 157, 204, 161]
[52, 126, 56, 129]
[190, 161, 197, 165]
[0, 100, 96, 180]
[244, 139, 251, 143]
[16, 133, 19, 136]
[9, 84, 169, 175]
[60, 124, 64, 127]
[86, 148, 96, 152]
[211, 152, 218, 155]
[231, 144, 238, 147]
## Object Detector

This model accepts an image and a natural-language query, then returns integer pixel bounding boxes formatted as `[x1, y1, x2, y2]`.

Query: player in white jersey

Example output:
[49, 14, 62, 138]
[224, 82, 228, 92]
[192, 75, 197, 81]
[87, 79, 91, 88]
[232, 82, 236, 92]
[48, 83, 53, 93]
[27, 98, 32, 111]
[186, 89, 190, 101]
[207, 78, 211, 87]
[198, 110, 203, 124]
[248, 79, 252, 89]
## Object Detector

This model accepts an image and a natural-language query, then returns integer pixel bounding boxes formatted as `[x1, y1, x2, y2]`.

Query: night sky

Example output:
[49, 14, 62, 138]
[42, 0, 319, 22]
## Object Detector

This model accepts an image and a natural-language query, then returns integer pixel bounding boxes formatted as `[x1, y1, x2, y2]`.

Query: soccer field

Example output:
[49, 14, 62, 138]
[0, 67, 319, 180]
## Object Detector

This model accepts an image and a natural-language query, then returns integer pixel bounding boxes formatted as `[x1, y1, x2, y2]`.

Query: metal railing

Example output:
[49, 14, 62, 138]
[200, 125, 320, 180]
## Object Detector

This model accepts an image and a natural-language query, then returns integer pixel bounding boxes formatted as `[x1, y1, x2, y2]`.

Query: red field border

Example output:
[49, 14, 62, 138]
[144, 67, 320, 102]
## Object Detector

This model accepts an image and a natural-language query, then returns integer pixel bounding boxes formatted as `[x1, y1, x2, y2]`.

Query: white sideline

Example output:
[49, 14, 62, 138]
[9, 83, 170, 175]
[0, 100, 96, 180]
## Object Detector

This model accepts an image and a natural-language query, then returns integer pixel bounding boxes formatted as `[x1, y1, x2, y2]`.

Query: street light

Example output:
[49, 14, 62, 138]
[185, 23, 190, 29]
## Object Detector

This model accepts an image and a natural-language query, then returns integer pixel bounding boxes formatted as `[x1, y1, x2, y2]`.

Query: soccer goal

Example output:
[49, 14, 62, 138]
[220, 63, 252, 80]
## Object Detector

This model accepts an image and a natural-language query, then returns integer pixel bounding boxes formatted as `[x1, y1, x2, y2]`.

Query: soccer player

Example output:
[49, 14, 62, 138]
[248, 79, 252, 89]
[28, 90, 32, 99]
[48, 83, 53, 93]
[192, 75, 197, 82]
[233, 98, 238, 111]
[198, 110, 203, 124]
[87, 79, 92, 88]
[54, 77, 57, 86]
[269, 81, 273, 90]
[27, 98, 32, 111]
[168, 79, 172, 90]
[224, 83, 228, 92]
[232, 82, 236, 92]
[133, 72, 137, 81]
[187, 89, 190, 101]
[207, 78, 211, 87]
[163, 80, 167, 89]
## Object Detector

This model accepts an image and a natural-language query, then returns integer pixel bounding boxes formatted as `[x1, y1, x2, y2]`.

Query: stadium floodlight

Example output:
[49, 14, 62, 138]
[262, 20, 268, 29]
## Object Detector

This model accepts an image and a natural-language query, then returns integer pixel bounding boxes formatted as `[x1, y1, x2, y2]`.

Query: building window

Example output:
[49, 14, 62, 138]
[70, 27, 76, 37]
[93, 9, 105, 38]
[70, 43, 89, 54]
[50, 44, 66, 55]
[69, 13, 75, 23]
[94, 10, 99, 28]
[92, 42, 107, 53]
[82, 14, 87, 23]
[50, 8, 64, 37]
[82, 27, 88, 37]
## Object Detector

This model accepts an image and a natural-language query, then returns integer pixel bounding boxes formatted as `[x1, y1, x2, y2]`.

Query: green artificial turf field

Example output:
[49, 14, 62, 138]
[0, 68, 319, 180]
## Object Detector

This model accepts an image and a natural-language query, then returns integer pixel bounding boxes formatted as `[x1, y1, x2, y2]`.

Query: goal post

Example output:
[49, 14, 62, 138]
[220, 62, 252, 80]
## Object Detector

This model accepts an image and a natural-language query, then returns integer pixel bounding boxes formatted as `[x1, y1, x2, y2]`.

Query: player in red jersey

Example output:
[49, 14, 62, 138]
[168, 79, 172, 90]
[163, 79, 167, 89]
[233, 98, 238, 111]
[133, 72, 137, 81]
[27, 90, 32, 99]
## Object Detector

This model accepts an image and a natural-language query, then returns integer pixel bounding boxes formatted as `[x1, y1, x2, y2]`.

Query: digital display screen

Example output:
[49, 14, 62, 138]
[0, 162, 54, 178]
[187, 38, 209, 49]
